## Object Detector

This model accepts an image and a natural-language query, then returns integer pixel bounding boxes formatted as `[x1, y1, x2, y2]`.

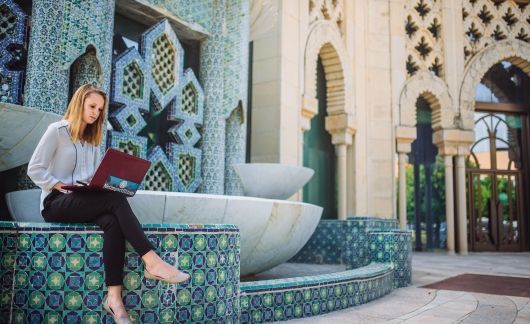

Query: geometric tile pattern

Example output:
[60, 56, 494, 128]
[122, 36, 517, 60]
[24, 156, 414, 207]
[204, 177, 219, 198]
[69, 47, 104, 92]
[166, 144, 202, 193]
[291, 217, 402, 270]
[369, 231, 413, 288]
[239, 263, 393, 323]
[463, 0, 530, 64]
[157, 0, 214, 31]
[198, 1, 228, 194]
[107, 132, 148, 159]
[0, 0, 28, 104]
[224, 105, 245, 195]
[0, 221, 240, 323]
[109, 19, 204, 193]
[1, 217, 412, 323]
[405, 0, 444, 78]
[144, 146, 177, 192]
[222, 0, 249, 196]
[24, 0, 114, 115]
[289, 220, 345, 265]
[343, 217, 400, 270]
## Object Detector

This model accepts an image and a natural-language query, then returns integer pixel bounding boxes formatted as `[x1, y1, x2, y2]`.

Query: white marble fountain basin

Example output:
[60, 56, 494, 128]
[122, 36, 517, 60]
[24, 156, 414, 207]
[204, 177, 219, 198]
[6, 189, 323, 276]
[232, 163, 314, 200]
[0, 102, 61, 171]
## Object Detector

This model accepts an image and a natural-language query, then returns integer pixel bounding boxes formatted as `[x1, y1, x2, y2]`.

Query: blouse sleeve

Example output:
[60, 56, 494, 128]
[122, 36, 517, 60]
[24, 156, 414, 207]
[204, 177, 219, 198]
[93, 145, 102, 170]
[27, 124, 60, 191]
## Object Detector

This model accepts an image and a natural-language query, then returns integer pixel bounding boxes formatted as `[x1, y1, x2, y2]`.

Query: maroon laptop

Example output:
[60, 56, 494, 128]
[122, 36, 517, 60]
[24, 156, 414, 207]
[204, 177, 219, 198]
[62, 148, 151, 197]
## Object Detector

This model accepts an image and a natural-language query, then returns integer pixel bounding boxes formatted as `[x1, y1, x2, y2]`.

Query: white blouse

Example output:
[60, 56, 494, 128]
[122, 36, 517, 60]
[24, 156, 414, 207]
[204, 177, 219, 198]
[27, 120, 101, 212]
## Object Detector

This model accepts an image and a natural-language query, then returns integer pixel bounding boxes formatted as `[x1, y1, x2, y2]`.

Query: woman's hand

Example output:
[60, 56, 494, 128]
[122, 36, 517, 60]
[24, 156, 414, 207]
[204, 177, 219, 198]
[52, 182, 69, 193]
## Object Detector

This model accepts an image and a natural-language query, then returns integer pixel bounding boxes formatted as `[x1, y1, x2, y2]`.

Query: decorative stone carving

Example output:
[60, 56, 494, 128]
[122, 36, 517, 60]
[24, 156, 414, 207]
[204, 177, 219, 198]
[459, 39, 530, 130]
[303, 21, 352, 127]
[309, 0, 344, 35]
[405, 0, 444, 78]
[325, 112, 356, 145]
[398, 70, 454, 130]
[463, 0, 530, 64]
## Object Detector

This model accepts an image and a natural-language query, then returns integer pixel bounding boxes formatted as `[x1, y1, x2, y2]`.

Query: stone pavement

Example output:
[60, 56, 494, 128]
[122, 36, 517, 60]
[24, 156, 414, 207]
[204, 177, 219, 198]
[288, 252, 530, 323]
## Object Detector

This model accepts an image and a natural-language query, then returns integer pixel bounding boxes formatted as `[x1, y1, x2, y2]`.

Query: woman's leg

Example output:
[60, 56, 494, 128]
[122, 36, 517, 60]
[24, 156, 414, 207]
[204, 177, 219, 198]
[44, 191, 153, 256]
[93, 214, 129, 319]
[93, 213, 125, 286]
[43, 190, 189, 282]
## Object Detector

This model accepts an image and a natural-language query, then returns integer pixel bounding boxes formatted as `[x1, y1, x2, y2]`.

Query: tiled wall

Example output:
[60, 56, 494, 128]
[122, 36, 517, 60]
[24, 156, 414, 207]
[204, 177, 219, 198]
[291, 217, 403, 270]
[344, 217, 400, 269]
[0, 222, 240, 323]
[239, 263, 393, 323]
[2, 0, 250, 196]
[289, 220, 345, 264]
[1, 218, 412, 323]
[369, 231, 413, 288]
[0, 0, 28, 105]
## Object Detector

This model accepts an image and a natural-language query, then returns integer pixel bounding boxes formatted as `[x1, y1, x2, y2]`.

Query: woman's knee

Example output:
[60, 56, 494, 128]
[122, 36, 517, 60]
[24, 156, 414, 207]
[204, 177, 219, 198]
[94, 214, 120, 232]
[102, 191, 128, 207]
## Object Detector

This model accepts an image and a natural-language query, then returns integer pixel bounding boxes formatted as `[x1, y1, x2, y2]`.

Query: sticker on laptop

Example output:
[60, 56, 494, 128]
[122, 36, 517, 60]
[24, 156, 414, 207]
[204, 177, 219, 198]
[103, 176, 140, 196]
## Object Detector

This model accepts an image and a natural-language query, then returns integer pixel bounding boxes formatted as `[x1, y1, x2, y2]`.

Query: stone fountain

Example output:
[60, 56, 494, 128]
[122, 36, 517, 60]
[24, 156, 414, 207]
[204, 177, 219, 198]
[2, 102, 322, 276]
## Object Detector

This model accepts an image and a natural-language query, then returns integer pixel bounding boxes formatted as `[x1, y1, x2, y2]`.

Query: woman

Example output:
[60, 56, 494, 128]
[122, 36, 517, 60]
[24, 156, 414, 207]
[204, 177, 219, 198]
[27, 84, 189, 323]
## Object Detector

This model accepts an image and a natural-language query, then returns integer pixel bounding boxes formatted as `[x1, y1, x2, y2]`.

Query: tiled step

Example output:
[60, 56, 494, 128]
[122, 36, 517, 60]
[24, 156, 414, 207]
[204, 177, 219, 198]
[239, 262, 394, 323]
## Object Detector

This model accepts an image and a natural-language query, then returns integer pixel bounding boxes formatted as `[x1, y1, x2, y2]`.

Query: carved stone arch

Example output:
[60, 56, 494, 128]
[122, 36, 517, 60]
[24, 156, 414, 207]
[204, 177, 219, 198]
[399, 70, 454, 131]
[459, 39, 530, 130]
[303, 20, 352, 119]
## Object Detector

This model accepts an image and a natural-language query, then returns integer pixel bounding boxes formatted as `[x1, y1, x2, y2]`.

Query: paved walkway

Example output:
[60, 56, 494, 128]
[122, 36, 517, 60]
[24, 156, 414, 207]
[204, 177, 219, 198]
[289, 252, 530, 323]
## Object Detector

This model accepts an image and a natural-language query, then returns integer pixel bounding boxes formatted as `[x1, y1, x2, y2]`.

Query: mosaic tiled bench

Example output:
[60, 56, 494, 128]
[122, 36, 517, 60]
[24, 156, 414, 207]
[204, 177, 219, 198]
[239, 263, 393, 323]
[0, 221, 240, 324]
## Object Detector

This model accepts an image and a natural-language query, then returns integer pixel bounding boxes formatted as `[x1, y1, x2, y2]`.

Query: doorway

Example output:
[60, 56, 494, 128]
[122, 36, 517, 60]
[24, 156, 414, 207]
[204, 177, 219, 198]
[468, 61, 530, 252]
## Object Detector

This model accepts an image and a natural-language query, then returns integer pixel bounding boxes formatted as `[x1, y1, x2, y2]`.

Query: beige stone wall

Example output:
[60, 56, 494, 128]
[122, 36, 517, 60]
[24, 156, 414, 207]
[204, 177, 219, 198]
[250, 0, 530, 224]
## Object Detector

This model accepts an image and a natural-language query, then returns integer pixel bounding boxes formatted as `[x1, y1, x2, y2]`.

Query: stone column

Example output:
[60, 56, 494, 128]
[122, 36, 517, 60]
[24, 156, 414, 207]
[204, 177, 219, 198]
[336, 144, 347, 220]
[443, 155, 455, 254]
[325, 113, 356, 220]
[199, 0, 226, 194]
[455, 154, 467, 255]
[396, 126, 416, 229]
[433, 129, 474, 254]
[398, 152, 408, 229]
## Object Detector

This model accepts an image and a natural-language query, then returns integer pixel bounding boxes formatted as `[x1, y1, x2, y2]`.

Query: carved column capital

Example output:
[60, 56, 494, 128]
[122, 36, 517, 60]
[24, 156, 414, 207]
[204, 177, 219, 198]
[395, 126, 416, 154]
[325, 112, 356, 145]
[301, 94, 318, 132]
[433, 129, 475, 156]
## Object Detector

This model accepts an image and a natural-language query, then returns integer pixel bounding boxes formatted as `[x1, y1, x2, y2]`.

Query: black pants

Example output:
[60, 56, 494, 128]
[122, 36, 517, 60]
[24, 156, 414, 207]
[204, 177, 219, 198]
[42, 190, 154, 286]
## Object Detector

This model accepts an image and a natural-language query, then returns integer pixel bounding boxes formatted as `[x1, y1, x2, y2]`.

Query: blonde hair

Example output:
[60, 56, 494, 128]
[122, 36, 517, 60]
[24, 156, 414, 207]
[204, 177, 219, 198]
[64, 84, 107, 146]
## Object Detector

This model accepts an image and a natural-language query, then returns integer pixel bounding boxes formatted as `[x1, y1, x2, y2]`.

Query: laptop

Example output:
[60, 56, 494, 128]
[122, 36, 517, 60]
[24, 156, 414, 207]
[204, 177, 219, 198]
[62, 148, 151, 197]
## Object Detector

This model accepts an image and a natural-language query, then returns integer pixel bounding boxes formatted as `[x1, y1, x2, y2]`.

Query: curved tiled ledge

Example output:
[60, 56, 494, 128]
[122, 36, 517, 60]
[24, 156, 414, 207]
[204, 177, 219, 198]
[369, 230, 412, 288]
[0, 221, 240, 323]
[239, 263, 393, 323]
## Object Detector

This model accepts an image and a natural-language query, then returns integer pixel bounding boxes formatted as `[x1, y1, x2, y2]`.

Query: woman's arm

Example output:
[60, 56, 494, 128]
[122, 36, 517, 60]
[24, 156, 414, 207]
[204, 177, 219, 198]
[27, 124, 62, 191]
